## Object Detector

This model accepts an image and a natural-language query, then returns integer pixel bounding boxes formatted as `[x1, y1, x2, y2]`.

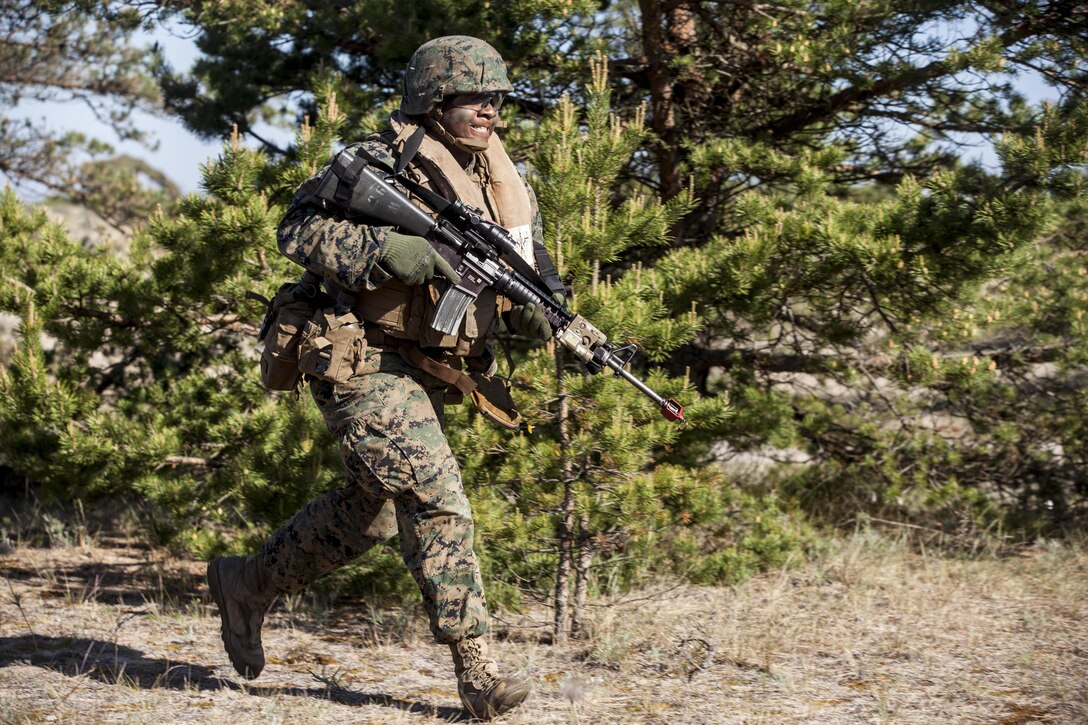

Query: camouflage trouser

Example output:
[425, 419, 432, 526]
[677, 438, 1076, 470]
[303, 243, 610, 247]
[260, 347, 489, 643]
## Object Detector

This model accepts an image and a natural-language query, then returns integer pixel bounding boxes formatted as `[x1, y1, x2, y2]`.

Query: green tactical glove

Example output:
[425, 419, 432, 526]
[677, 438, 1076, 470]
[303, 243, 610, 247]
[508, 301, 551, 341]
[379, 231, 461, 286]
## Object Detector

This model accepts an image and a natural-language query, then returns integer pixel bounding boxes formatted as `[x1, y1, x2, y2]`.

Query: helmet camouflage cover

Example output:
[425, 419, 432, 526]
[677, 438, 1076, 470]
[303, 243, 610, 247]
[401, 36, 513, 116]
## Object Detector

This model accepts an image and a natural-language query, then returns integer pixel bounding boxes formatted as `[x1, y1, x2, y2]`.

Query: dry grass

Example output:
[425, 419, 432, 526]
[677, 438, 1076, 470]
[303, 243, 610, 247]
[1, 530, 1085, 723]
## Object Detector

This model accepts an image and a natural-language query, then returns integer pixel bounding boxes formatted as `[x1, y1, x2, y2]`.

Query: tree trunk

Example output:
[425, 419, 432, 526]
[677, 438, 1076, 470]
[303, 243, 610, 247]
[639, 0, 683, 202]
[553, 344, 576, 643]
[570, 511, 592, 639]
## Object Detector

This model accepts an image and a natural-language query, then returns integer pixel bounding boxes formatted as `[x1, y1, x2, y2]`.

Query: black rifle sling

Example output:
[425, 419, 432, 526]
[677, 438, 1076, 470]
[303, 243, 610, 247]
[534, 243, 566, 298]
[353, 143, 452, 213]
[394, 125, 426, 176]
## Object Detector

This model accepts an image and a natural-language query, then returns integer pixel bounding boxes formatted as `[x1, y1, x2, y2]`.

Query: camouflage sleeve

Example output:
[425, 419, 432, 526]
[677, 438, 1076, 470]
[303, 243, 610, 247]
[276, 140, 395, 291]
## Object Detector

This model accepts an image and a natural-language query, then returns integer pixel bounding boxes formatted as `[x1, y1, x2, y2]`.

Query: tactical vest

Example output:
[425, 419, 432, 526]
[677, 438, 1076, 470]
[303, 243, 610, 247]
[348, 112, 535, 358]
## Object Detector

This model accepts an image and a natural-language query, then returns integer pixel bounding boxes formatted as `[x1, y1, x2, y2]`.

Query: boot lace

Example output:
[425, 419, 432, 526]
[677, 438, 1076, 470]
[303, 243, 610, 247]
[458, 639, 501, 691]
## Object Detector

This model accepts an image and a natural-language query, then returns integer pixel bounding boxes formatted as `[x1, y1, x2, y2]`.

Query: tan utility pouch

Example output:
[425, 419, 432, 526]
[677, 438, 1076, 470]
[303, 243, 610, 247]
[298, 308, 368, 384]
[399, 345, 522, 430]
[257, 286, 314, 391]
[467, 371, 522, 430]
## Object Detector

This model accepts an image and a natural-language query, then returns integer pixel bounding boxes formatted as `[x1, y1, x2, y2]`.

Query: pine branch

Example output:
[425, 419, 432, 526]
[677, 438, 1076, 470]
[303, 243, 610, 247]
[757, 5, 1073, 139]
[57, 306, 163, 329]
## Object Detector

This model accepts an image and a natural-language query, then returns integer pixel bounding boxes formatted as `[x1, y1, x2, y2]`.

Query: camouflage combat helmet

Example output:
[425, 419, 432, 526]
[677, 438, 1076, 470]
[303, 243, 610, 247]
[401, 36, 512, 117]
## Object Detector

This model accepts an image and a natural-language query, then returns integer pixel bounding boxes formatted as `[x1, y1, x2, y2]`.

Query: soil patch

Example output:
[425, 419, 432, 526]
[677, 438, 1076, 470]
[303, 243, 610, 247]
[2, 534, 1085, 723]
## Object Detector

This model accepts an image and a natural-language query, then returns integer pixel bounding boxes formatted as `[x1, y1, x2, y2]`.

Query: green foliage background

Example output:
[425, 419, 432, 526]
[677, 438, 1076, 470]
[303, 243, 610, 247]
[3, 1, 1088, 615]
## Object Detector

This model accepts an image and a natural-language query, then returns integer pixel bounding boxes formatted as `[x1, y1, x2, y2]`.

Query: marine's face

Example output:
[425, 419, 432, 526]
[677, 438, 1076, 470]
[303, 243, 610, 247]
[439, 93, 503, 147]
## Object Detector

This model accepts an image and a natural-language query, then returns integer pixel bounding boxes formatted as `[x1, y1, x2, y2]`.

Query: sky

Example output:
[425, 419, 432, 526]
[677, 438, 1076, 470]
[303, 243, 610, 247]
[9, 26, 1064, 201]
[10, 24, 293, 200]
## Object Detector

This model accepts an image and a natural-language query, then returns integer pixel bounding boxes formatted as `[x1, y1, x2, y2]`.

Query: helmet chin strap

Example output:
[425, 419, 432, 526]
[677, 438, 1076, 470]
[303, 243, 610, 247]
[426, 110, 489, 154]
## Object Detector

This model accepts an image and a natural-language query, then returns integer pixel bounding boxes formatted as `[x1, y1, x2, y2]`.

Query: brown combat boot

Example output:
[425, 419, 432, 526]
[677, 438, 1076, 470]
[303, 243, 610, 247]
[450, 637, 532, 720]
[207, 555, 276, 679]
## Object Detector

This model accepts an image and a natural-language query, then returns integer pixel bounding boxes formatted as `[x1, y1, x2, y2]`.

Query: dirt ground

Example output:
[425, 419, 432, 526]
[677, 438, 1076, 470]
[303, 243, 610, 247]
[1, 531, 1085, 724]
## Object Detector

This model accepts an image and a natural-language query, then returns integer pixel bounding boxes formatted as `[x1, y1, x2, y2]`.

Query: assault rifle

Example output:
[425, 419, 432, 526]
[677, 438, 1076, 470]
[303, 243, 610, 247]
[313, 147, 685, 424]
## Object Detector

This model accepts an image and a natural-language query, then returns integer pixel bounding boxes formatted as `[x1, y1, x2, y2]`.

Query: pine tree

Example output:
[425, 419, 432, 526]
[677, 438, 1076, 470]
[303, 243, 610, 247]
[0, 1, 175, 225]
[604, 1, 1088, 532]
[0, 93, 351, 554]
[140, 0, 1088, 534]
[5, 2, 1087, 623]
[152, 0, 602, 148]
[443, 56, 737, 640]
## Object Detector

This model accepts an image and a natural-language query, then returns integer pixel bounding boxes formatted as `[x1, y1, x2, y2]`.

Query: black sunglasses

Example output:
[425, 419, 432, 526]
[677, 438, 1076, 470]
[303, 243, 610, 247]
[448, 92, 505, 110]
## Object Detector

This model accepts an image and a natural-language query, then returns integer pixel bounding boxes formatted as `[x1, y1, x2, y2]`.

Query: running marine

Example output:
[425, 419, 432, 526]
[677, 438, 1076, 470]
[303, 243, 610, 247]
[207, 36, 565, 720]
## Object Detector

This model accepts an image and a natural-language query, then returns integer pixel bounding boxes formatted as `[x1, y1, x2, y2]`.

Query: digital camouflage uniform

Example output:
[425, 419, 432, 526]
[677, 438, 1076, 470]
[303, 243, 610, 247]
[259, 344, 489, 643]
[262, 125, 550, 645]
[209, 36, 544, 719]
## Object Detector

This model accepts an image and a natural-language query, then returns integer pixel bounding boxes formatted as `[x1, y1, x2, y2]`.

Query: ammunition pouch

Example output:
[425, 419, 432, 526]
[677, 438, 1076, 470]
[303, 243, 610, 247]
[252, 279, 327, 391]
[298, 308, 368, 384]
[251, 274, 366, 390]
[345, 275, 495, 358]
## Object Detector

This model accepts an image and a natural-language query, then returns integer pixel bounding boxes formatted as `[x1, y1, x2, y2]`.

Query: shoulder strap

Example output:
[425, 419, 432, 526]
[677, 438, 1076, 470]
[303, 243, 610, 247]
[395, 125, 426, 176]
[398, 345, 522, 430]
[372, 124, 427, 177]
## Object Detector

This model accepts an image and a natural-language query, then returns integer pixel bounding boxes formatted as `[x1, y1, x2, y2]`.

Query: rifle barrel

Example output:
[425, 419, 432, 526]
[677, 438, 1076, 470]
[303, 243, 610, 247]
[605, 357, 686, 424]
